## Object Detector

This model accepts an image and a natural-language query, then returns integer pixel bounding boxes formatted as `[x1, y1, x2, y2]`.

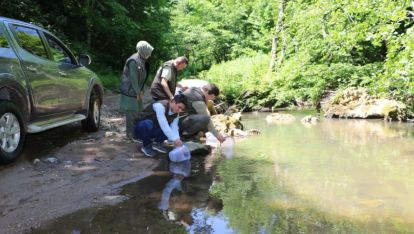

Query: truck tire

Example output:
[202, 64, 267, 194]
[81, 93, 101, 132]
[0, 101, 26, 164]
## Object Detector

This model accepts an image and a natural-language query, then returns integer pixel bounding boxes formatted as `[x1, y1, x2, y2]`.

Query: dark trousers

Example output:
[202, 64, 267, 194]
[179, 114, 210, 136]
[134, 119, 167, 147]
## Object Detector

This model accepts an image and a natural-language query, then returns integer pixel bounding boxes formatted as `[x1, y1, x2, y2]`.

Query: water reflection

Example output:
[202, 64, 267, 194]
[223, 112, 414, 233]
[321, 119, 413, 146]
[32, 156, 225, 233]
[158, 160, 192, 226]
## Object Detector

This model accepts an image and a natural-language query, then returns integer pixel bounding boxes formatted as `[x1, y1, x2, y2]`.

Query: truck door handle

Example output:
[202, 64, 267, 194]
[26, 66, 38, 72]
[59, 71, 67, 77]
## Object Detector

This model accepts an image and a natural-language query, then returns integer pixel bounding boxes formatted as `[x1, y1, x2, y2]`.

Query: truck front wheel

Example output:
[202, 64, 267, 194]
[0, 101, 26, 164]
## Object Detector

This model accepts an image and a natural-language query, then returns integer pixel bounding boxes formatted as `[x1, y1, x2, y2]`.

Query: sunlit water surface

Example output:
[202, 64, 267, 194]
[33, 111, 414, 233]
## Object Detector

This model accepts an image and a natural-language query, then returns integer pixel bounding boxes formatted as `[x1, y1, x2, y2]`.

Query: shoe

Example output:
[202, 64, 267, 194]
[132, 138, 143, 144]
[164, 140, 174, 147]
[141, 145, 156, 157]
[152, 142, 169, 153]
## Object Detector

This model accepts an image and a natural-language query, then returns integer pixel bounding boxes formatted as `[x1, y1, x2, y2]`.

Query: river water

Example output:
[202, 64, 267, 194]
[33, 111, 414, 233]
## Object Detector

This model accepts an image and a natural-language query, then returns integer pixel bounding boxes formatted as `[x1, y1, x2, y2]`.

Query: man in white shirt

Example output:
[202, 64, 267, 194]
[134, 94, 187, 157]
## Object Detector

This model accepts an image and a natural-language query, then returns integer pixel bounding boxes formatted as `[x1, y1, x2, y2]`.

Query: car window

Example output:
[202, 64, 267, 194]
[0, 26, 10, 48]
[45, 34, 74, 64]
[12, 25, 48, 59]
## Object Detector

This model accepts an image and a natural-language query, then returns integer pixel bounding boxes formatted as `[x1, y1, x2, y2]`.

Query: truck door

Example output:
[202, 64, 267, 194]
[43, 33, 88, 111]
[7, 24, 62, 116]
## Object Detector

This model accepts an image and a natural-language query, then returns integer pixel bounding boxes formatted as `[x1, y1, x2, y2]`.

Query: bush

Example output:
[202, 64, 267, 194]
[198, 54, 270, 105]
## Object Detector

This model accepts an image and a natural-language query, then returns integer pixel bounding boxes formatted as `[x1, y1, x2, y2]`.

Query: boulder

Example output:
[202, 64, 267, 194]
[230, 112, 242, 121]
[265, 113, 296, 124]
[207, 100, 217, 115]
[185, 141, 211, 155]
[323, 87, 407, 121]
[211, 114, 244, 136]
[301, 115, 319, 124]
[246, 129, 261, 135]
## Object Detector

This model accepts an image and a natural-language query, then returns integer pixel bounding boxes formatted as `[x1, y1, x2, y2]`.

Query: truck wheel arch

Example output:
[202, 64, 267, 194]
[0, 85, 30, 127]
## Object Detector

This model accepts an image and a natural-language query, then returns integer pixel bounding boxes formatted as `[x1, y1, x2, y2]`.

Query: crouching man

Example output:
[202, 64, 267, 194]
[180, 83, 225, 143]
[134, 94, 188, 157]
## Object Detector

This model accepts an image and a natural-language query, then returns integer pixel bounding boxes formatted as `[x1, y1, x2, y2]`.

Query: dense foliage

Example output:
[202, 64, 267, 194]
[0, 0, 172, 88]
[1, 0, 413, 112]
[196, 0, 413, 112]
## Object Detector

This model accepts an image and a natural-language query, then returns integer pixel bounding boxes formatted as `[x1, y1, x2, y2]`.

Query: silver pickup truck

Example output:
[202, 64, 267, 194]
[0, 16, 104, 163]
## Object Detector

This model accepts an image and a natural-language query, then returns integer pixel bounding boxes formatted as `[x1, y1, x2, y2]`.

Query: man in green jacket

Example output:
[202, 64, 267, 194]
[180, 83, 226, 143]
[150, 56, 188, 101]
[120, 40, 154, 139]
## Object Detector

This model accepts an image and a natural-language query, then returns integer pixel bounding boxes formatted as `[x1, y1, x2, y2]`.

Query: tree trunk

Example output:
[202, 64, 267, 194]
[269, 0, 286, 72]
[86, 0, 96, 47]
[277, 25, 286, 66]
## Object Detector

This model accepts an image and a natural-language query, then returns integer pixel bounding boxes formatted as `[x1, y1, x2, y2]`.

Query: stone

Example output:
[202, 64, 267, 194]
[45, 157, 59, 164]
[301, 115, 319, 124]
[230, 112, 242, 121]
[33, 158, 40, 165]
[211, 114, 244, 136]
[104, 132, 117, 138]
[323, 87, 407, 121]
[184, 141, 211, 155]
[265, 113, 296, 124]
[246, 129, 261, 135]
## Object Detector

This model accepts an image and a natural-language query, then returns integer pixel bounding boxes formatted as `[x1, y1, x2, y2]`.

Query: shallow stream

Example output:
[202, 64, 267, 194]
[33, 111, 414, 233]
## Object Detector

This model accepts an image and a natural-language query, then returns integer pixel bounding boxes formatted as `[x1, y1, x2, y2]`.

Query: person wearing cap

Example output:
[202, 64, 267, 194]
[180, 83, 226, 143]
[134, 94, 188, 157]
[150, 56, 189, 101]
[120, 40, 154, 140]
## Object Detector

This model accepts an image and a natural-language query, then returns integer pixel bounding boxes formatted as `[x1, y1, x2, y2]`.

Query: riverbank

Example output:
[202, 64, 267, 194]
[0, 95, 159, 234]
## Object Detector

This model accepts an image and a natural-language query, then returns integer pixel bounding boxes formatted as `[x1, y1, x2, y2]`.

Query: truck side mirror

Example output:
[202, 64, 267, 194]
[79, 54, 91, 66]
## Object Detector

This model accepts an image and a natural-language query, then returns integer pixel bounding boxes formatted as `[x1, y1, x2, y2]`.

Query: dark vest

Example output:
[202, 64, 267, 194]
[150, 60, 177, 101]
[136, 100, 178, 126]
[120, 53, 147, 97]
[183, 87, 206, 114]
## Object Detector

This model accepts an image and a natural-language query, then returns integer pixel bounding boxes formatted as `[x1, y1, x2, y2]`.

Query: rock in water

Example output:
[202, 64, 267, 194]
[301, 115, 319, 124]
[184, 141, 211, 155]
[323, 87, 407, 121]
[211, 114, 244, 136]
[265, 113, 296, 124]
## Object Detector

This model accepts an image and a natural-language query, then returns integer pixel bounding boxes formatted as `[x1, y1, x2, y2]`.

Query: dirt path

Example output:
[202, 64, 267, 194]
[0, 94, 159, 234]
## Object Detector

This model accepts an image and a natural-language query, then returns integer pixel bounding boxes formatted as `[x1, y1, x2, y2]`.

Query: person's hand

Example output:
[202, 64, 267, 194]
[174, 139, 183, 147]
[217, 135, 226, 143]
[137, 91, 144, 101]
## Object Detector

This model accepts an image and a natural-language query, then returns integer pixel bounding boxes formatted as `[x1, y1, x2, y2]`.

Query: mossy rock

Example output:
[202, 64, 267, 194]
[211, 114, 244, 136]
[265, 113, 296, 124]
[324, 87, 407, 121]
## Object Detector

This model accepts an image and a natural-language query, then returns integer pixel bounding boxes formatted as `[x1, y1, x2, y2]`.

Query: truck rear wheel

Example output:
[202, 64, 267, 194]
[81, 93, 101, 132]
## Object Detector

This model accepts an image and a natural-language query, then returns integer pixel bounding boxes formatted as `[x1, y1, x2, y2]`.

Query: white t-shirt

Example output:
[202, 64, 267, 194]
[175, 79, 209, 94]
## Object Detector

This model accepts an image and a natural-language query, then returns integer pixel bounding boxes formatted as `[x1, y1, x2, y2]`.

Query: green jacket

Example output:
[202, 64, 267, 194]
[120, 59, 143, 111]
[120, 41, 153, 111]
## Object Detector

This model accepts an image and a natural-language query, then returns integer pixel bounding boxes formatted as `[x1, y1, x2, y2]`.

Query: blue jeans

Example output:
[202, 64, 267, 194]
[134, 119, 167, 147]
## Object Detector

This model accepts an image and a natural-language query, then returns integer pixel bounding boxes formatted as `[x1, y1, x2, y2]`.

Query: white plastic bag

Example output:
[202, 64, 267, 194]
[221, 137, 235, 159]
[205, 132, 220, 147]
[169, 145, 191, 162]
